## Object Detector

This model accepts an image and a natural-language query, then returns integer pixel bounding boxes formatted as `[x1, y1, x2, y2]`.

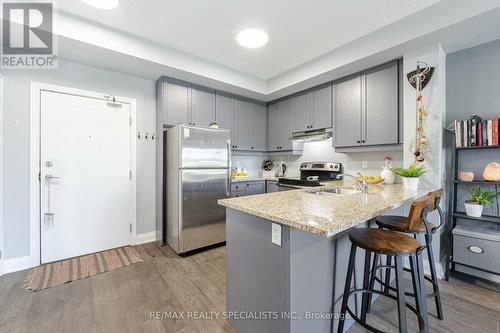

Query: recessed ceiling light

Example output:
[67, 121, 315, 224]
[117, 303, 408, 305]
[236, 28, 269, 48]
[81, 0, 119, 10]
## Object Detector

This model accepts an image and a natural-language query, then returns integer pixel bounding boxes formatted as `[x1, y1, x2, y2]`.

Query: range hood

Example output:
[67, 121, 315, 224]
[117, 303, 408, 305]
[291, 128, 333, 143]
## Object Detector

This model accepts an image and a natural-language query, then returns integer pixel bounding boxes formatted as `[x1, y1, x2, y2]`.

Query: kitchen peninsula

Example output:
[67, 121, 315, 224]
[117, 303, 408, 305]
[218, 181, 432, 333]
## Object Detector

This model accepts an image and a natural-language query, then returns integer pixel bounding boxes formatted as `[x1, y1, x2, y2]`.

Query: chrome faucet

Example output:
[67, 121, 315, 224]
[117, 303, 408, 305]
[336, 172, 369, 193]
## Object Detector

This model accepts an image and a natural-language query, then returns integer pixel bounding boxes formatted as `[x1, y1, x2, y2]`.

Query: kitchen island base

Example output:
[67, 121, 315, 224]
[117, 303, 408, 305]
[226, 208, 395, 333]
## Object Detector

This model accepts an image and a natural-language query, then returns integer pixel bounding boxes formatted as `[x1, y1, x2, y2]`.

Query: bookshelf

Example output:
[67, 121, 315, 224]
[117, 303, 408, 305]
[446, 140, 500, 281]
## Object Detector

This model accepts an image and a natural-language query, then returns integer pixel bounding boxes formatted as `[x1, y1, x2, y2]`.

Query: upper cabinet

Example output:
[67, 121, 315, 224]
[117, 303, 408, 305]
[191, 86, 215, 127]
[291, 91, 312, 133]
[268, 98, 294, 151]
[334, 61, 400, 150]
[251, 103, 267, 151]
[233, 99, 253, 151]
[291, 84, 332, 133]
[162, 79, 190, 126]
[363, 63, 399, 146]
[214, 91, 267, 152]
[159, 78, 216, 127]
[215, 92, 234, 132]
[312, 84, 333, 130]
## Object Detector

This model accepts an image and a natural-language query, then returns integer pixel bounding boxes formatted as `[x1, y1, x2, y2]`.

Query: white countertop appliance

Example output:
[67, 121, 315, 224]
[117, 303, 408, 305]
[164, 124, 230, 254]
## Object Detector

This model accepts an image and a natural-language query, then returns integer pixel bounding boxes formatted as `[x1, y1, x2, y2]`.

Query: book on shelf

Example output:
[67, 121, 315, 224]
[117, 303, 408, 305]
[453, 114, 500, 148]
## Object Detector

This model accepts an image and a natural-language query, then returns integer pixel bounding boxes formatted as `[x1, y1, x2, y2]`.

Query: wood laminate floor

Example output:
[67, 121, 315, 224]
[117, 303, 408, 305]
[0, 243, 498, 333]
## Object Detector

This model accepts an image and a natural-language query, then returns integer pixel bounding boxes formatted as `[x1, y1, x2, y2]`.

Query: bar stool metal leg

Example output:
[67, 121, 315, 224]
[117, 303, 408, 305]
[409, 255, 424, 331]
[394, 256, 408, 333]
[425, 234, 444, 320]
[384, 255, 392, 293]
[365, 252, 380, 314]
[338, 244, 357, 333]
[416, 252, 429, 333]
[361, 250, 372, 323]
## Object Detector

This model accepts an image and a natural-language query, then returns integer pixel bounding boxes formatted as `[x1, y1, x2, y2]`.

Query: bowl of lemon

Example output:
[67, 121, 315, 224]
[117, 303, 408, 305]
[357, 175, 384, 184]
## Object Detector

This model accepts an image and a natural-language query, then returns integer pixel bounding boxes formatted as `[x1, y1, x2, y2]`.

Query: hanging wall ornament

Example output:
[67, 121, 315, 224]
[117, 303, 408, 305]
[408, 62, 432, 162]
[407, 64, 434, 90]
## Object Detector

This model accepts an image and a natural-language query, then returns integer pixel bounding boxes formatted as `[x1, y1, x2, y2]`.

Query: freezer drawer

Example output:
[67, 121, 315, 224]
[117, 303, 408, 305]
[179, 168, 229, 253]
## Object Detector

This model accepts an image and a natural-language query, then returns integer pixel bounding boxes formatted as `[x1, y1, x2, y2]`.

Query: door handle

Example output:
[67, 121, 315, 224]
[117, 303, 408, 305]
[45, 174, 61, 181]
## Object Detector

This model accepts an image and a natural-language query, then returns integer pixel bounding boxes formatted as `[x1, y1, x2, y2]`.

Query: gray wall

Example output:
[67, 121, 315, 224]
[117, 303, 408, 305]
[1, 60, 157, 259]
[447, 38, 500, 123]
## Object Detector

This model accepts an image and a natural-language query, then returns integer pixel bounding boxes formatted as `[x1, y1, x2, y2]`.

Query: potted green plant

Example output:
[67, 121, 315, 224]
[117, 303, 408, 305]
[391, 162, 427, 189]
[464, 186, 500, 217]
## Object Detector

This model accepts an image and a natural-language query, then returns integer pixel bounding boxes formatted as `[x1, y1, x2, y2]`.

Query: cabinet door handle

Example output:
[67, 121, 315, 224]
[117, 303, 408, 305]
[356, 140, 361, 144]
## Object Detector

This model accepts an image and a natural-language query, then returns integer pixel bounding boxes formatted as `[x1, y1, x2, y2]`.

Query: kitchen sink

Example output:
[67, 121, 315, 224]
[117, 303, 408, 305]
[304, 187, 361, 196]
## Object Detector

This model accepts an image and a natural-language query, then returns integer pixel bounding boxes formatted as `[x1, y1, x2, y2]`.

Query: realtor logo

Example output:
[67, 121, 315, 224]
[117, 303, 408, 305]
[1, 0, 58, 69]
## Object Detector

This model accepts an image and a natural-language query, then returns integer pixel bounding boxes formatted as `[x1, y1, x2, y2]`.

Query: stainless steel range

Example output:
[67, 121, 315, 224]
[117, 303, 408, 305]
[277, 162, 343, 190]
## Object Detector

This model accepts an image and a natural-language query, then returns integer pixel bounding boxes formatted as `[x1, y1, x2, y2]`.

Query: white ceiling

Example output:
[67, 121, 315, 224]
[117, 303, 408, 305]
[57, 0, 442, 80]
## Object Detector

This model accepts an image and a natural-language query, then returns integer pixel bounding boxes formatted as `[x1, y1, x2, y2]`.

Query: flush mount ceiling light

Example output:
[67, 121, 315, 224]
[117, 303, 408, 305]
[236, 28, 269, 48]
[81, 0, 119, 10]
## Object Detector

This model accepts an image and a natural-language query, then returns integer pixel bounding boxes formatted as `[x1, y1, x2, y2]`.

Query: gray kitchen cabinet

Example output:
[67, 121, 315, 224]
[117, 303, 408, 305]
[190, 86, 215, 127]
[291, 91, 312, 133]
[269, 98, 293, 151]
[291, 84, 332, 133]
[311, 84, 332, 130]
[233, 99, 252, 150]
[163, 79, 189, 126]
[251, 103, 267, 151]
[333, 61, 400, 149]
[268, 103, 281, 151]
[246, 181, 266, 195]
[334, 75, 362, 147]
[266, 181, 279, 193]
[363, 62, 399, 146]
[215, 92, 234, 132]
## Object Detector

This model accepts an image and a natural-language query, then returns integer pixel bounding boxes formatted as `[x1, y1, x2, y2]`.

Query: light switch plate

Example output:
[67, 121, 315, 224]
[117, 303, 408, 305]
[272, 223, 282, 247]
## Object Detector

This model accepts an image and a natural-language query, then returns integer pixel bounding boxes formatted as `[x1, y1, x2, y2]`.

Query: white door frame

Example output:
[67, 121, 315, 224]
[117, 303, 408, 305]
[30, 82, 137, 267]
[0, 74, 4, 276]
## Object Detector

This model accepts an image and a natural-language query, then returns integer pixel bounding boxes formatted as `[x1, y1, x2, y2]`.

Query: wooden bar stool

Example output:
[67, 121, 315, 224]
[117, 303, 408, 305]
[373, 190, 444, 320]
[337, 196, 432, 333]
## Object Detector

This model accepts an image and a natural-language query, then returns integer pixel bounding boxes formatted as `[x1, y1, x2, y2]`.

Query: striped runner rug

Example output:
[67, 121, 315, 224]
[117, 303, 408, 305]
[23, 246, 142, 292]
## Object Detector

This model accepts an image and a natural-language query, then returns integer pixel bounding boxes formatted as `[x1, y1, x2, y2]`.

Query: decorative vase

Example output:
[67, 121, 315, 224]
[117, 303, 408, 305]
[381, 157, 395, 184]
[483, 162, 500, 181]
[458, 172, 474, 182]
[464, 202, 484, 217]
[402, 177, 420, 190]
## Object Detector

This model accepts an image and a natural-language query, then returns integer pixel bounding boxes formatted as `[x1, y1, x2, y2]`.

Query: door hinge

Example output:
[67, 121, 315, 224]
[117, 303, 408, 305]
[129, 170, 132, 179]
[130, 223, 132, 234]
[38, 172, 41, 181]
[129, 117, 132, 127]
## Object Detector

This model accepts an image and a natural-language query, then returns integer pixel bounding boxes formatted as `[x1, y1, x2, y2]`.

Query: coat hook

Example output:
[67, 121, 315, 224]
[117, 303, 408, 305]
[137, 131, 141, 139]
[152, 133, 156, 141]
[145, 132, 149, 140]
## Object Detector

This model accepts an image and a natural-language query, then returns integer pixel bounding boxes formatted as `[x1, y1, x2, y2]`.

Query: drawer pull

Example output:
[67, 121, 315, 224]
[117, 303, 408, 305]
[468, 245, 484, 254]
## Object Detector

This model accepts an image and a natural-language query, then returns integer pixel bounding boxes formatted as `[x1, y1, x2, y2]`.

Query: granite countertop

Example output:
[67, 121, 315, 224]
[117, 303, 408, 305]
[218, 180, 433, 237]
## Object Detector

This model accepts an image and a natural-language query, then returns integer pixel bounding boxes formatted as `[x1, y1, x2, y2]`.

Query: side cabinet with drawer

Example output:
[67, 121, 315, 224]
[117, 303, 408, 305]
[452, 224, 500, 280]
[231, 181, 266, 197]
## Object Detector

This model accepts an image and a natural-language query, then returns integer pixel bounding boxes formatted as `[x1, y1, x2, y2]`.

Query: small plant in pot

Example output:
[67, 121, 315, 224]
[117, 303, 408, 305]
[391, 162, 427, 190]
[464, 186, 500, 217]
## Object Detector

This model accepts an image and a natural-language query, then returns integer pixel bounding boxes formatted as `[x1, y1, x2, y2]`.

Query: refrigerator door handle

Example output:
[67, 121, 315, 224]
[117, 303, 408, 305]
[226, 140, 231, 197]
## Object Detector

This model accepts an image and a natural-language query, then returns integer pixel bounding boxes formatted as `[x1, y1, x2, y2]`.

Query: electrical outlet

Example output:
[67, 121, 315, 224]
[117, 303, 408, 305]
[272, 223, 282, 247]
[362, 161, 368, 169]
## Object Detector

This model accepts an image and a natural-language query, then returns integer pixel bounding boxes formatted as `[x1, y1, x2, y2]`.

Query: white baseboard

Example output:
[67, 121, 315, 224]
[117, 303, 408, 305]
[134, 231, 157, 245]
[3, 256, 31, 274]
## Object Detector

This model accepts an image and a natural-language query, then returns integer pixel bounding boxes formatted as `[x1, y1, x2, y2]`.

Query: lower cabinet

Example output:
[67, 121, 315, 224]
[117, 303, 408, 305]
[266, 181, 279, 193]
[230, 181, 266, 197]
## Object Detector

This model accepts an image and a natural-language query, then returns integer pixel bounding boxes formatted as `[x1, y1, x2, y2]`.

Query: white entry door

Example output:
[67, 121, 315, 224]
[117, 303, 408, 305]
[40, 90, 132, 264]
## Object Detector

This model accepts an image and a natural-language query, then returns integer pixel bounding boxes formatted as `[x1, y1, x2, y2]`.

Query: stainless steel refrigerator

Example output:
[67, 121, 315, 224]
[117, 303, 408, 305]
[164, 124, 230, 254]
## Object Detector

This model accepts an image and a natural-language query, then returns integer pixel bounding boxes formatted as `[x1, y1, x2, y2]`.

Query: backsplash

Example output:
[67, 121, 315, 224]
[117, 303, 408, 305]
[269, 140, 403, 179]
